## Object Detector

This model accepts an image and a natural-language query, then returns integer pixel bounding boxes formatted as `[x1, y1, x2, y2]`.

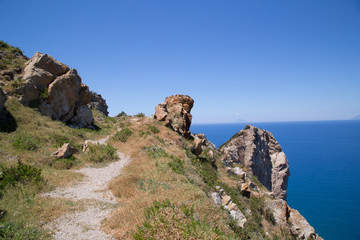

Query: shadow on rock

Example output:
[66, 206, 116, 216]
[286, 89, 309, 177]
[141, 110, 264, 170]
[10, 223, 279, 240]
[0, 107, 17, 133]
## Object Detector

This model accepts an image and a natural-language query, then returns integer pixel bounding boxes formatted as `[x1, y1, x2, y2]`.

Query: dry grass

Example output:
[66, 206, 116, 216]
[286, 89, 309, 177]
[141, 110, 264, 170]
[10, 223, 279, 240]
[104, 117, 234, 239]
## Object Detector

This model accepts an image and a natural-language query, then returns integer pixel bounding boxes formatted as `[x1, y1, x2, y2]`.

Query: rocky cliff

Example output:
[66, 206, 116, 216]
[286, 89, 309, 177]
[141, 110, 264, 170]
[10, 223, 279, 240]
[219, 125, 290, 200]
[89, 92, 109, 116]
[17, 52, 94, 128]
[154, 94, 194, 138]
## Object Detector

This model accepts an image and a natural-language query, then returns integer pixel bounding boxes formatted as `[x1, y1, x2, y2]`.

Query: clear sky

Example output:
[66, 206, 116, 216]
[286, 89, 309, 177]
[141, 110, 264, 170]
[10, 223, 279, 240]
[1, 0, 359, 123]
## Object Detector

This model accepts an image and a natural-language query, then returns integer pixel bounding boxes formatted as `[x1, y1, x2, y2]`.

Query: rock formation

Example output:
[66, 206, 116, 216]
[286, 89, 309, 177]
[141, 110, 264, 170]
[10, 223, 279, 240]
[219, 125, 290, 200]
[0, 87, 6, 114]
[89, 92, 109, 116]
[17, 52, 93, 128]
[154, 95, 194, 138]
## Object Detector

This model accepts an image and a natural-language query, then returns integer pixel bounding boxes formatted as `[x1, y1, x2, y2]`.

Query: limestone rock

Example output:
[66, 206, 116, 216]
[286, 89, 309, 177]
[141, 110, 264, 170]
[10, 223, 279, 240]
[52, 143, 77, 159]
[154, 95, 194, 138]
[230, 210, 247, 228]
[18, 52, 94, 128]
[219, 125, 290, 200]
[289, 208, 317, 239]
[89, 92, 109, 116]
[0, 87, 6, 113]
[39, 69, 81, 122]
[70, 105, 94, 128]
[193, 136, 205, 156]
[210, 192, 221, 205]
[265, 199, 289, 226]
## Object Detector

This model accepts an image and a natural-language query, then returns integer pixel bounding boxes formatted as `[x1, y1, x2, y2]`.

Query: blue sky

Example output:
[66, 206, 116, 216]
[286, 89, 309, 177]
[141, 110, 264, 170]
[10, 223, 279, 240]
[1, 0, 359, 123]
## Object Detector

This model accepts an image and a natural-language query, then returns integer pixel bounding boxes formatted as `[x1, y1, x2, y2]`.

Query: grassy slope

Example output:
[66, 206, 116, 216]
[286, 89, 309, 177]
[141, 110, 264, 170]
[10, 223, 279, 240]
[0, 97, 118, 239]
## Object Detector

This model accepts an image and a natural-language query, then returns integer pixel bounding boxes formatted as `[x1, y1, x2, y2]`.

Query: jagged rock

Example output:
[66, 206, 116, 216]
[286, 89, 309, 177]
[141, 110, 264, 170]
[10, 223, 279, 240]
[219, 125, 290, 200]
[18, 52, 93, 128]
[0, 87, 6, 113]
[210, 192, 221, 205]
[52, 143, 77, 159]
[192, 136, 205, 156]
[39, 69, 81, 122]
[192, 133, 216, 150]
[154, 95, 194, 138]
[89, 92, 109, 116]
[230, 210, 247, 228]
[289, 208, 317, 239]
[221, 195, 231, 205]
[265, 199, 289, 226]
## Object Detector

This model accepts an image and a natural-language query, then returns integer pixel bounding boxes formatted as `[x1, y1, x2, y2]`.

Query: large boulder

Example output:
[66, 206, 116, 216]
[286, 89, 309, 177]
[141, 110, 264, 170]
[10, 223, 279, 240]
[18, 52, 93, 128]
[89, 92, 108, 116]
[154, 95, 194, 138]
[219, 125, 290, 200]
[289, 208, 317, 239]
[0, 87, 6, 113]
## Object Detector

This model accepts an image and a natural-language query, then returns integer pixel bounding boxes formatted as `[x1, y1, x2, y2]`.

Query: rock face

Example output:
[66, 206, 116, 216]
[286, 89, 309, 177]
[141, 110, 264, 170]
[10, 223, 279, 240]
[219, 125, 290, 200]
[154, 95, 194, 138]
[0, 87, 6, 113]
[18, 52, 93, 128]
[89, 92, 109, 116]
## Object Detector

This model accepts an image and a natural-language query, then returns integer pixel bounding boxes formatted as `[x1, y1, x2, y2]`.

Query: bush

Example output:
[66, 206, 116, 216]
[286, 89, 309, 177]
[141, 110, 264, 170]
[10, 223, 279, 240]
[0, 222, 45, 240]
[143, 146, 168, 159]
[134, 112, 145, 118]
[84, 144, 118, 163]
[168, 156, 185, 174]
[12, 134, 40, 151]
[113, 127, 132, 142]
[147, 124, 159, 134]
[0, 161, 44, 190]
[133, 199, 224, 240]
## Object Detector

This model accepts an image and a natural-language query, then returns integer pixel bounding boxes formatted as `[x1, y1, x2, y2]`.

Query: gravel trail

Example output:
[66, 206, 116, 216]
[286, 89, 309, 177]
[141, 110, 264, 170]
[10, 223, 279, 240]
[44, 136, 130, 240]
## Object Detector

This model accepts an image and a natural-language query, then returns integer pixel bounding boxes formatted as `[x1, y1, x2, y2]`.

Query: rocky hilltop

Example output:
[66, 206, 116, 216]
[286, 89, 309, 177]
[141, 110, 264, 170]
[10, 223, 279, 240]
[0, 42, 321, 239]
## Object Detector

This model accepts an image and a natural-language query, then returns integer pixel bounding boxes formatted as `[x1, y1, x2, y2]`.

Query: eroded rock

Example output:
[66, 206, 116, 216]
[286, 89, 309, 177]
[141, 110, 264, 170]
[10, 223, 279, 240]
[18, 52, 94, 128]
[154, 95, 194, 138]
[0, 87, 6, 113]
[52, 143, 77, 159]
[219, 125, 290, 200]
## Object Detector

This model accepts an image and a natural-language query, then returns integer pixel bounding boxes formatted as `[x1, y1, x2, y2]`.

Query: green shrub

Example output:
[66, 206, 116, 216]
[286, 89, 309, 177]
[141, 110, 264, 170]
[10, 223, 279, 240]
[138, 130, 150, 138]
[12, 134, 40, 151]
[0, 161, 44, 190]
[84, 144, 118, 163]
[147, 124, 159, 134]
[113, 127, 132, 142]
[168, 156, 185, 174]
[116, 111, 127, 118]
[0, 222, 45, 240]
[143, 146, 168, 159]
[133, 199, 225, 240]
[134, 112, 145, 118]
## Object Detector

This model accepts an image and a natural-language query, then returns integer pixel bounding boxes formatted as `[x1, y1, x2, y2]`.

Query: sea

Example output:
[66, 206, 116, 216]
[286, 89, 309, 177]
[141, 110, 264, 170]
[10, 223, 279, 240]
[190, 120, 360, 240]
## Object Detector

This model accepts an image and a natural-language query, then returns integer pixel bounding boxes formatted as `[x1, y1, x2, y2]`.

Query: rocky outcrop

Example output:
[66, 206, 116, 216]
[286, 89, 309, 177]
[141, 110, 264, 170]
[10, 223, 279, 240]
[211, 186, 247, 227]
[154, 95, 194, 138]
[52, 143, 77, 159]
[219, 125, 290, 200]
[0, 87, 6, 114]
[17, 52, 93, 128]
[89, 92, 109, 116]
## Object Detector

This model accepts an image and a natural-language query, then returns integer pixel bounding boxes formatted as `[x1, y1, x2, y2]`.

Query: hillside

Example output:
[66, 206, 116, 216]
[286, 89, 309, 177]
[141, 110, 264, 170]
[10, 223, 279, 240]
[0, 42, 321, 239]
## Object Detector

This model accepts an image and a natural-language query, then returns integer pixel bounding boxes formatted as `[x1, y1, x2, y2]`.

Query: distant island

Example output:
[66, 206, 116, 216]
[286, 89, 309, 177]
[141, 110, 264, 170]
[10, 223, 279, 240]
[351, 115, 360, 120]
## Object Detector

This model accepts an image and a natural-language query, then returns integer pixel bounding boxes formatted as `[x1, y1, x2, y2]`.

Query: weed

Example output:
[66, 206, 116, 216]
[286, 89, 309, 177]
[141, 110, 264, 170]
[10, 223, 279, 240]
[147, 124, 159, 134]
[84, 144, 118, 163]
[143, 146, 168, 159]
[133, 199, 225, 240]
[167, 156, 185, 174]
[113, 127, 132, 142]
[0, 161, 44, 190]
[39, 88, 48, 100]
[12, 134, 40, 151]
[134, 113, 145, 118]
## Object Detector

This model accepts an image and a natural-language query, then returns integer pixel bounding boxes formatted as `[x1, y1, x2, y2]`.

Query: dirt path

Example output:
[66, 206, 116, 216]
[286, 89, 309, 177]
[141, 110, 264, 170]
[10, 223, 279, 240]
[43, 137, 130, 240]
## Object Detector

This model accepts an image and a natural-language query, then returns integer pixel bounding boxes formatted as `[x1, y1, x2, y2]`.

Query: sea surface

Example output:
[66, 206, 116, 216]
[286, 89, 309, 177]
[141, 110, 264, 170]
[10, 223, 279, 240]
[191, 120, 360, 240]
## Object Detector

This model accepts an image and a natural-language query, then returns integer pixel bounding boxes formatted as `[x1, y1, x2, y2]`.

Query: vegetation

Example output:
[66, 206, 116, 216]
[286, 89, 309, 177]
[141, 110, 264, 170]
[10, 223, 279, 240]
[113, 127, 133, 142]
[83, 144, 118, 163]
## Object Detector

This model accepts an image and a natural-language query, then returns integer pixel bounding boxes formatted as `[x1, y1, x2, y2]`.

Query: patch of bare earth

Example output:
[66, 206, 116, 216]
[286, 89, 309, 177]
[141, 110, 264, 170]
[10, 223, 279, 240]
[43, 137, 130, 240]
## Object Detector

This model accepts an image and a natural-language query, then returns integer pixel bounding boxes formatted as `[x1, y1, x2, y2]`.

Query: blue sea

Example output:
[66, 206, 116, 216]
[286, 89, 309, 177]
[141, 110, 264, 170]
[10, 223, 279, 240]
[191, 121, 360, 240]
